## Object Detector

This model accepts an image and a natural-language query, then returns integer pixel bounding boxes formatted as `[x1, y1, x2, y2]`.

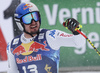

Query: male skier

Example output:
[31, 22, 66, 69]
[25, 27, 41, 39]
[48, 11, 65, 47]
[7, 2, 85, 73]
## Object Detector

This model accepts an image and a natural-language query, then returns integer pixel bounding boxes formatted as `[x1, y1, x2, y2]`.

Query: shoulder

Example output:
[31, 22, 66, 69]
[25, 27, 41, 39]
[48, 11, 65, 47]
[45, 29, 63, 50]
[10, 34, 22, 47]
[40, 28, 63, 33]
[39, 28, 49, 33]
[11, 34, 21, 41]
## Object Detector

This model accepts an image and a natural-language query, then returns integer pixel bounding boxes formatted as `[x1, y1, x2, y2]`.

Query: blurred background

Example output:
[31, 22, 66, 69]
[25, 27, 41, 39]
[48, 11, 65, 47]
[0, 0, 100, 73]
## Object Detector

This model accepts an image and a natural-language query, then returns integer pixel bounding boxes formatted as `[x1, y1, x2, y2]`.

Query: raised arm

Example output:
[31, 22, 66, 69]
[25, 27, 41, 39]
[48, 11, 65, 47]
[46, 18, 85, 50]
[46, 29, 85, 50]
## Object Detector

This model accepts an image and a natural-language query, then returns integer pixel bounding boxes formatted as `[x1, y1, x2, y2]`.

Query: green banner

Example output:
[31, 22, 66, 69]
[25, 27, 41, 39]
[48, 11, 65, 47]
[31, 0, 100, 68]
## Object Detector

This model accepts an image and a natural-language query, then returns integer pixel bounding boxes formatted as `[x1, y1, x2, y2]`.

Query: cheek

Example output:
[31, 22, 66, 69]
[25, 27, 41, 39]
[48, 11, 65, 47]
[37, 22, 40, 27]
[24, 25, 30, 30]
[37, 24, 40, 28]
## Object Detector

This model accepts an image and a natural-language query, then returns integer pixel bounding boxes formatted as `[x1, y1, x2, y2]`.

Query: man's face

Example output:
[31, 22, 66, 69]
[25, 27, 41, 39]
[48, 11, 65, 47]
[24, 20, 40, 35]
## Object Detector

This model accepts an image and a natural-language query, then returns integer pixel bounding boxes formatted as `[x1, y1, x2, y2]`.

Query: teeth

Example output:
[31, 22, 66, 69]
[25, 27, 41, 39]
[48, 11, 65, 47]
[31, 25, 36, 28]
[33, 26, 36, 28]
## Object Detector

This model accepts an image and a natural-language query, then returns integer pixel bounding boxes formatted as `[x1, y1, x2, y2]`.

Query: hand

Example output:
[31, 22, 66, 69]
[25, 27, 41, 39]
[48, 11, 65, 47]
[63, 18, 80, 32]
[63, 18, 81, 35]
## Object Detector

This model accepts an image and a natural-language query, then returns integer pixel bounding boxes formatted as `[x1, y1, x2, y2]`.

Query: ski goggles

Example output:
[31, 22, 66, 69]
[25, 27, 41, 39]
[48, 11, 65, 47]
[21, 12, 40, 24]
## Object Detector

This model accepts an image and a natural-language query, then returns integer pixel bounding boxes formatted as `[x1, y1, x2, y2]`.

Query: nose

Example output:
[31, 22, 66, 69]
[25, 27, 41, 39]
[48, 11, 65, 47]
[31, 19, 36, 24]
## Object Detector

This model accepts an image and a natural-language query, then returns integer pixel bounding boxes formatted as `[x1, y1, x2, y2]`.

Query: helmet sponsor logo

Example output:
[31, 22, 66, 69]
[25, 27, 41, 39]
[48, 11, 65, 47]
[23, 4, 33, 10]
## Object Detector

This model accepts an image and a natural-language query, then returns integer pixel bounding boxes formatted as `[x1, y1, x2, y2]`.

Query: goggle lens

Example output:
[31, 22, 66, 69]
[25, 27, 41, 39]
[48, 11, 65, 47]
[22, 12, 40, 24]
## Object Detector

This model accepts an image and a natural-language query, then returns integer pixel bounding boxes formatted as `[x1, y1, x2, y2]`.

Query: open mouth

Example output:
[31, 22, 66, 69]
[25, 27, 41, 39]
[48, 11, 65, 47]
[30, 25, 37, 29]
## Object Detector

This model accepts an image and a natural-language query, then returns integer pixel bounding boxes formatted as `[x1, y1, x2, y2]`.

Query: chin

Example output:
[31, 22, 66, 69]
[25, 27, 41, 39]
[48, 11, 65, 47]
[31, 30, 39, 34]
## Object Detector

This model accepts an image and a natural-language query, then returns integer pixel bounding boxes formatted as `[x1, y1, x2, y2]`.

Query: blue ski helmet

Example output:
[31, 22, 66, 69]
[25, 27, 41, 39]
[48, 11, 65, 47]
[14, 2, 41, 31]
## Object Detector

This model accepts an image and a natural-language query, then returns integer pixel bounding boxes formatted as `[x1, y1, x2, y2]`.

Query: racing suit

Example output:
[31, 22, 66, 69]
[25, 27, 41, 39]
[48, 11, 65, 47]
[7, 29, 85, 73]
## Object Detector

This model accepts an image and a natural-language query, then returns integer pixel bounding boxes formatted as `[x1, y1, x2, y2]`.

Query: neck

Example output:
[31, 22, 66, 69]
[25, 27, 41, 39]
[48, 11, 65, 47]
[24, 32, 37, 38]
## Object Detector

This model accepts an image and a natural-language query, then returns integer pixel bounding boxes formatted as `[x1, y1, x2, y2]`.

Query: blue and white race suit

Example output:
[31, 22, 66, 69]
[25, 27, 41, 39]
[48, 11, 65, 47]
[7, 29, 85, 73]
